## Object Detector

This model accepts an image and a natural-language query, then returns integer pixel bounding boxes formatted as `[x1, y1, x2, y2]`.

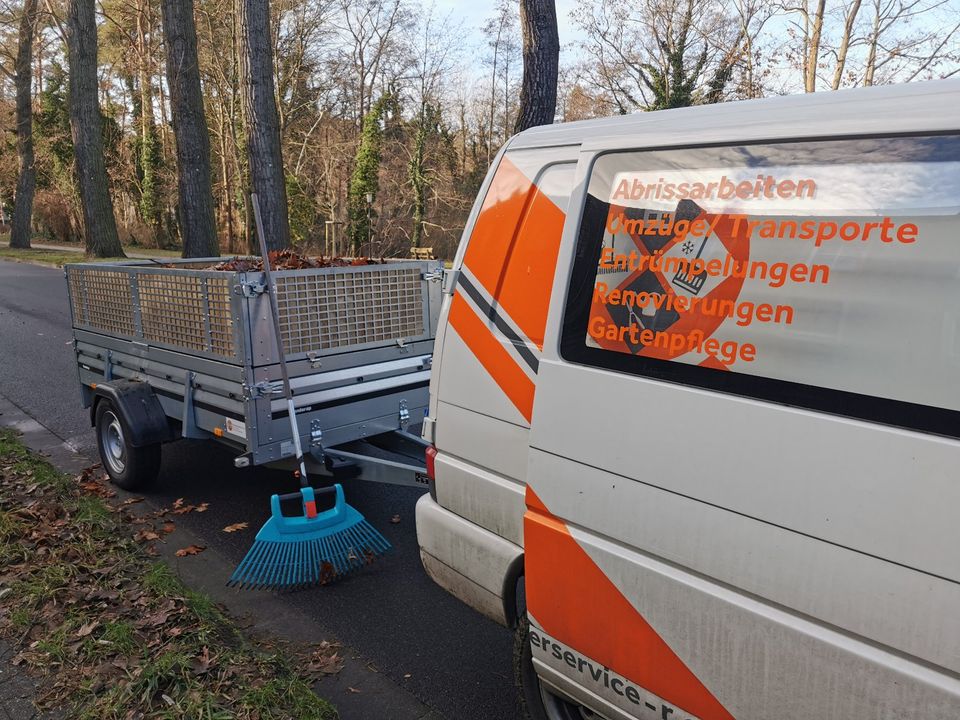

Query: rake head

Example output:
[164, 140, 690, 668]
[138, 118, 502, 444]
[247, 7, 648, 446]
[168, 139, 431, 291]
[228, 485, 391, 591]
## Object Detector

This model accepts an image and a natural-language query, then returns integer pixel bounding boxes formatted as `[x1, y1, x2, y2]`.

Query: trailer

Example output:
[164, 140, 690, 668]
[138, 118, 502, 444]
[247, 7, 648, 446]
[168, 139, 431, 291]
[65, 257, 444, 490]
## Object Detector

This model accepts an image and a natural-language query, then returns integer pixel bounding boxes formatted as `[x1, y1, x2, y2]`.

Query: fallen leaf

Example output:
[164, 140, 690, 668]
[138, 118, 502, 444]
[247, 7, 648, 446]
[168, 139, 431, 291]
[77, 621, 99, 638]
[222, 522, 249, 533]
[348, 687, 361, 694]
[135, 529, 161, 542]
[172, 498, 185, 509]
[192, 646, 213, 676]
[175, 545, 206, 557]
[194, 503, 209, 513]
[305, 642, 344, 677]
[161, 522, 176, 534]
[319, 562, 337, 585]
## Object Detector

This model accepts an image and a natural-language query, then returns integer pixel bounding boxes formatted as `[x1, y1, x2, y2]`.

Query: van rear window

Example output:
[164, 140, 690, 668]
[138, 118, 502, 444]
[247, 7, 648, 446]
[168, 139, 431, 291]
[560, 134, 960, 437]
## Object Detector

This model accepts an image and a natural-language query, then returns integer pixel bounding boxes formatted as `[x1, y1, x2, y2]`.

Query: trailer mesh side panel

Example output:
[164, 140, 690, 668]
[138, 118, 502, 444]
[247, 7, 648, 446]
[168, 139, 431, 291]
[276, 267, 425, 354]
[138, 274, 206, 351]
[69, 269, 136, 337]
[206, 276, 235, 357]
[138, 274, 235, 357]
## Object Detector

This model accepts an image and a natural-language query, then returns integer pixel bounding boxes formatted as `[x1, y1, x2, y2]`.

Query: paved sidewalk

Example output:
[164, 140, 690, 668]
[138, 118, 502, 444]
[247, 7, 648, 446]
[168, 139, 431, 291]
[0, 641, 62, 720]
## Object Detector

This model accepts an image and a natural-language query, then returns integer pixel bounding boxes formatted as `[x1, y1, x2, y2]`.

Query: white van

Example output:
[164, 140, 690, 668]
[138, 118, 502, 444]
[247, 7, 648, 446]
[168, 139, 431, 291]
[415, 79, 960, 720]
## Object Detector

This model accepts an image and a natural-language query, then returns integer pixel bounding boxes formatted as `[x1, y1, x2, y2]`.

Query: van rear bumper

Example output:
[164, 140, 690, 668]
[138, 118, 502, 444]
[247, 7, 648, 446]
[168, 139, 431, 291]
[416, 494, 522, 627]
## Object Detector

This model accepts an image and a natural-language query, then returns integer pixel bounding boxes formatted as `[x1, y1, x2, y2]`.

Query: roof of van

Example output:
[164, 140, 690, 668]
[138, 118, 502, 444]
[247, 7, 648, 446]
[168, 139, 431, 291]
[509, 78, 960, 152]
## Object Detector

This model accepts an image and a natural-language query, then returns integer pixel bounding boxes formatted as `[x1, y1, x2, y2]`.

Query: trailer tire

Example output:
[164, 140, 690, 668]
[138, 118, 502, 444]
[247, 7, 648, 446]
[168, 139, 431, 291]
[95, 400, 161, 490]
[515, 614, 597, 720]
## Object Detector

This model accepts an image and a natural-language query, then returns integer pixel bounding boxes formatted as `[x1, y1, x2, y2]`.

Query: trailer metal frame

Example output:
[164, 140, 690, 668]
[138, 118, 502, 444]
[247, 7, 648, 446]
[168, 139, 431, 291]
[67, 257, 442, 482]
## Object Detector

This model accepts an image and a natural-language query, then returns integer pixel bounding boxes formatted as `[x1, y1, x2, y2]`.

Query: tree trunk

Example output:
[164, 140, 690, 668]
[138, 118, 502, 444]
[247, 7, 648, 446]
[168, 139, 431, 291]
[487, 21, 501, 165]
[832, 0, 863, 90]
[864, 3, 881, 86]
[161, 0, 220, 258]
[238, 0, 290, 251]
[10, 0, 39, 250]
[805, 0, 826, 92]
[136, 0, 166, 246]
[513, 0, 559, 134]
[66, 0, 124, 257]
[410, 107, 428, 248]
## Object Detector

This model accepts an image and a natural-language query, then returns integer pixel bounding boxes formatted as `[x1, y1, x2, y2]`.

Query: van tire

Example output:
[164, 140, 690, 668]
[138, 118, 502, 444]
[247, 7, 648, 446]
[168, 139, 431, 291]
[515, 615, 592, 720]
[515, 614, 550, 720]
[95, 400, 161, 491]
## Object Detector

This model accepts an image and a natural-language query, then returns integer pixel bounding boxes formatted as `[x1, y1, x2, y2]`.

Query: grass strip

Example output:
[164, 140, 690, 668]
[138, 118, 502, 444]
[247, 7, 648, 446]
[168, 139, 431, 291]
[0, 429, 339, 720]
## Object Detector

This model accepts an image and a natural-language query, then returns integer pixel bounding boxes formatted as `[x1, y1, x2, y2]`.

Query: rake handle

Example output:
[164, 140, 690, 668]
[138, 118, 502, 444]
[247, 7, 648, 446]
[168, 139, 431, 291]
[277, 487, 337, 503]
[251, 194, 309, 490]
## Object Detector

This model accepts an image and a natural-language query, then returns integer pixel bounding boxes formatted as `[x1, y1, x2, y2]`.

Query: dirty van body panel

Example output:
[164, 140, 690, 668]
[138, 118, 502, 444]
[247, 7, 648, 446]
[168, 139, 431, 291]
[432, 147, 578, 537]
[419, 144, 579, 625]
[523, 90, 960, 719]
[425, 145, 512, 433]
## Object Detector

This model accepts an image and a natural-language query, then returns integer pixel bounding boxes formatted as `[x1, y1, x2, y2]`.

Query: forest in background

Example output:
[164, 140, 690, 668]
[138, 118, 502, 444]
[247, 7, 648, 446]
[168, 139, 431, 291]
[0, 0, 957, 260]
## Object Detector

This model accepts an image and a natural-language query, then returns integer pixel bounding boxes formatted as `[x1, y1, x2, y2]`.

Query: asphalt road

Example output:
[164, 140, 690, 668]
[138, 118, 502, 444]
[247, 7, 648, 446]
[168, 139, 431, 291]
[0, 260, 517, 719]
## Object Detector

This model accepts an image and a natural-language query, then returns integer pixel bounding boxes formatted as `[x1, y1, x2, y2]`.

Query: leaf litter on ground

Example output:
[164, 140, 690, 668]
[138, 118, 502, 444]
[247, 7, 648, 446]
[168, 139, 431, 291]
[0, 428, 339, 720]
[211, 249, 383, 272]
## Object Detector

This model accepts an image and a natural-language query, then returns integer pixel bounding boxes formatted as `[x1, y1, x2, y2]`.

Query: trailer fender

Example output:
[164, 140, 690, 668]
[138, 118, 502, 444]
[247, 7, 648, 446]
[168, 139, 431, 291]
[90, 381, 174, 447]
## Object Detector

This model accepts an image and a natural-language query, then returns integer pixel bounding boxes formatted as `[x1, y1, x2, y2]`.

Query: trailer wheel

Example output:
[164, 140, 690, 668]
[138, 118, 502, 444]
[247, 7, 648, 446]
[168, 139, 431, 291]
[95, 400, 161, 490]
[515, 614, 599, 720]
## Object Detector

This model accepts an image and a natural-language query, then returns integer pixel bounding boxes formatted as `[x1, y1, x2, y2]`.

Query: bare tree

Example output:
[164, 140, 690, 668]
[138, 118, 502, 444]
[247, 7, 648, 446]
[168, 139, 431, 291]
[862, 0, 960, 85]
[572, 0, 763, 111]
[513, 0, 559, 133]
[161, 0, 219, 257]
[482, 2, 520, 161]
[407, 5, 460, 247]
[783, 0, 960, 91]
[10, 0, 38, 249]
[66, 0, 125, 257]
[238, 0, 290, 251]
[330, 0, 411, 126]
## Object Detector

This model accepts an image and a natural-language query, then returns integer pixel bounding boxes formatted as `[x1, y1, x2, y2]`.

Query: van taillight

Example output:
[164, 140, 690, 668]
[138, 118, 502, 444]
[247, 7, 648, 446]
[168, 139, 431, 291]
[425, 445, 439, 501]
[425, 445, 438, 481]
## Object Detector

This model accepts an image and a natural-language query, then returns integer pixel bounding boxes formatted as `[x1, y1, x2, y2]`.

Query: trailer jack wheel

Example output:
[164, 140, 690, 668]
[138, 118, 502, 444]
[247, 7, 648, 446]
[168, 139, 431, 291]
[515, 615, 600, 720]
[95, 400, 161, 491]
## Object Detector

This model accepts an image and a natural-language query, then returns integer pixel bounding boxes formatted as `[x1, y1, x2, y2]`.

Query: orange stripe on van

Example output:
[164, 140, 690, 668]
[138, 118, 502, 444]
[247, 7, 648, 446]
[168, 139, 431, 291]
[463, 157, 566, 350]
[448, 293, 535, 422]
[524, 486, 736, 720]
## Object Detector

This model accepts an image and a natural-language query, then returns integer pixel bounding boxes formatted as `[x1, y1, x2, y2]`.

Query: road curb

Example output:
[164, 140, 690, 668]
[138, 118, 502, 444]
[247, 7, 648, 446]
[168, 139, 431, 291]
[0, 392, 444, 720]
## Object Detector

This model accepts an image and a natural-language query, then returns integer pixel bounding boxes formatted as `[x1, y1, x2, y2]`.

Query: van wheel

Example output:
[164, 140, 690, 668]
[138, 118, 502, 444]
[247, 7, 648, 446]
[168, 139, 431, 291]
[95, 400, 161, 491]
[514, 615, 599, 720]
